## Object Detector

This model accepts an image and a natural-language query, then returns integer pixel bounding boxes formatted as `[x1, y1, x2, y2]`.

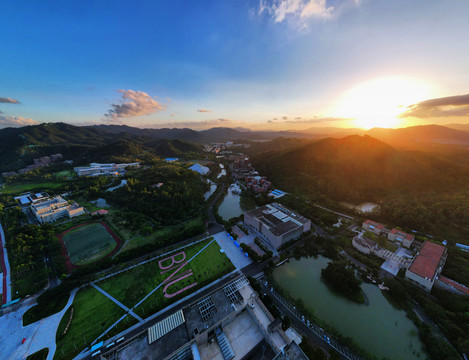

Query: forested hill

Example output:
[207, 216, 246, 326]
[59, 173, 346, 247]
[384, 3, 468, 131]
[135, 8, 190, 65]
[253, 135, 469, 203]
[0, 123, 201, 172]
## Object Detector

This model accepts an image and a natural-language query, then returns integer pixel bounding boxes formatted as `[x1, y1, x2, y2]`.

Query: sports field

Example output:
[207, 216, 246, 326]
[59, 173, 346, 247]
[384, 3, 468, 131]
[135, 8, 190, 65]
[60, 222, 119, 265]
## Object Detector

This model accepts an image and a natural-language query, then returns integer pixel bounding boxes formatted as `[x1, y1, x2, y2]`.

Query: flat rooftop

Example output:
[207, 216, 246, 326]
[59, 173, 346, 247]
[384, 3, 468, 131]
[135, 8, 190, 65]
[245, 203, 309, 237]
[408, 241, 446, 280]
[118, 323, 189, 360]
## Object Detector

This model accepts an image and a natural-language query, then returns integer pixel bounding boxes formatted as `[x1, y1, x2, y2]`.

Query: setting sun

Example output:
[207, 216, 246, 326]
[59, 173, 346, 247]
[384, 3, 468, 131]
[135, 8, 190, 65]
[334, 77, 431, 129]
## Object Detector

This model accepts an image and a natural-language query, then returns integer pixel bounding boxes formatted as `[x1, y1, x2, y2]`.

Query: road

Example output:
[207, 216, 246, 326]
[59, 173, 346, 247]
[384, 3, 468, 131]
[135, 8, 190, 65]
[207, 182, 226, 234]
[0, 222, 12, 304]
[259, 280, 364, 360]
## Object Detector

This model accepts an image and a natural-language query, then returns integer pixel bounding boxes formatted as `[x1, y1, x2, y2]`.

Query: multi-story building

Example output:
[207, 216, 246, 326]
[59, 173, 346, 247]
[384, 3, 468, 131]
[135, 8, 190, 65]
[405, 241, 447, 291]
[31, 196, 84, 224]
[74, 162, 140, 176]
[362, 219, 385, 235]
[388, 228, 415, 248]
[244, 203, 311, 250]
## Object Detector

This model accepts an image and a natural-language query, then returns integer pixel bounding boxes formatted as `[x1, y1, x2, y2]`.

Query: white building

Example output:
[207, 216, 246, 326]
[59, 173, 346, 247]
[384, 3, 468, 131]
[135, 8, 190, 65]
[74, 162, 140, 176]
[31, 196, 85, 224]
[188, 163, 210, 175]
[244, 203, 311, 250]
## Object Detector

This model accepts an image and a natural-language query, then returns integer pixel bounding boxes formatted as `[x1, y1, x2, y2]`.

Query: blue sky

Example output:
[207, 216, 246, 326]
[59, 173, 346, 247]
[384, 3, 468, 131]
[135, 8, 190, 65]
[1, 0, 469, 130]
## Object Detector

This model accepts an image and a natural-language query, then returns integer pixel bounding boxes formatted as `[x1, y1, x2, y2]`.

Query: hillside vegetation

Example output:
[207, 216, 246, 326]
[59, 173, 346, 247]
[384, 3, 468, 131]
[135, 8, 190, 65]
[253, 135, 469, 239]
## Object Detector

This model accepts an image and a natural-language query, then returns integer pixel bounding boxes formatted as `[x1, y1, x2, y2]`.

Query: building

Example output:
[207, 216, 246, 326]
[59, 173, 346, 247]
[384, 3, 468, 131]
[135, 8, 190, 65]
[362, 219, 385, 235]
[244, 203, 311, 250]
[96, 275, 303, 360]
[31, 196, 84, 224]
[74, 162, 140, 176]
[405, 241, 447, 291]
[245, 176, 272, 193]
[188, 163, 209, 175]
[388, 228, 415, 248]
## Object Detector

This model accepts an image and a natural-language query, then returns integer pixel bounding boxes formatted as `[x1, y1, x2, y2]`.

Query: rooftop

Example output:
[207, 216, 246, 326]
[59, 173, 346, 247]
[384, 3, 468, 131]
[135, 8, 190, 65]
[408, 241, 446, 280]
[390, 228, 414, 241]
[364, 219, 384, 229]
[245, 203, 310, 237]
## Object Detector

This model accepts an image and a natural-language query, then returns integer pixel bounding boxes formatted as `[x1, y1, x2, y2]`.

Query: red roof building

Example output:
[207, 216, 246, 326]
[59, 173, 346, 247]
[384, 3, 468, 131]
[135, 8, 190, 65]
[406, 241, 447, 291]
[388, 228, 415, 248]
[362, 219, 385, 235]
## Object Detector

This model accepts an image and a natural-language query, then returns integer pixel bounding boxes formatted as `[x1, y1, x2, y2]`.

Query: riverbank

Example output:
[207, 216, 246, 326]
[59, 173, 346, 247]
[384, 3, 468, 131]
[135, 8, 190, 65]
[271, 255, 427, 360]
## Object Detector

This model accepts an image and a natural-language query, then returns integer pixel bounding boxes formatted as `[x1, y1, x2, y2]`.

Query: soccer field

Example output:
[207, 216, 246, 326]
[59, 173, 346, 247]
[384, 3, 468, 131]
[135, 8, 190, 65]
[61, 222, 118, 265]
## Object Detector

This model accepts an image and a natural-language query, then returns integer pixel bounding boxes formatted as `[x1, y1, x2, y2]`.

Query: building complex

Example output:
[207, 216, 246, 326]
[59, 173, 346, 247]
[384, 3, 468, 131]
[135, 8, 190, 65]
[244, 203, 311, 250]
[74, 162, 140, 176]
[95, 275, 307, 360]
[405, 241, 447, 291]
[31, 195, 84, 224]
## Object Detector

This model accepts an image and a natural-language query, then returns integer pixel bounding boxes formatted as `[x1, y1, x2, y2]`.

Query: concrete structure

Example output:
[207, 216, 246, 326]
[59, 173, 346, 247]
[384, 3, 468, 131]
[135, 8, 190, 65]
[188, 163, 210, 175]
[105, 275, 299, 360]
[388, 229, 415, 248]
[405, 241, 447, 291]
[31, 196, 84, 224]
[362, 219, 385, 235]
[74, 162, 140, 176]
[244, 203, 311, 250]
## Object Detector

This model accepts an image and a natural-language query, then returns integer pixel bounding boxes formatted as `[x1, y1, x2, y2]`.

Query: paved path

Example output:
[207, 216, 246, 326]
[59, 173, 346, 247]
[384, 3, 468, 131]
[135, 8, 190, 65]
[91, 284, 143, 322]
[213, 231, 253, 270]
[0, 288, 77, 360]
[92, 238, 218, 344]
[0, 222, 12, 304]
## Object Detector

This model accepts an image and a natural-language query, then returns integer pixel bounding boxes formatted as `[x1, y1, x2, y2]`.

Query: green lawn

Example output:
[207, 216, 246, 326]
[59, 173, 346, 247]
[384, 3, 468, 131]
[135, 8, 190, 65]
[98, 239, 234, 317]
[2, 181, 64, 195]
[54, 170, 73, 178]
[55, 287, 126, 360]
[55, 239, 234, 359]
[62, 223, 117, 265]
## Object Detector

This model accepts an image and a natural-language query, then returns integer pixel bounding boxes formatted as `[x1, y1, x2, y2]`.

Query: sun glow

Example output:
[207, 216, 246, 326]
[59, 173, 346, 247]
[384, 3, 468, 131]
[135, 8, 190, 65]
[334, 77, 431, 129]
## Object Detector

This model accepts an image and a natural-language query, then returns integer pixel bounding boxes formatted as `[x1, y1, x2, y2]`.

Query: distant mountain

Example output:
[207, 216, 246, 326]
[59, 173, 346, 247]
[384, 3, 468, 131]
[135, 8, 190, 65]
[94, 124, 314, 142]
[253, 134, 469, 203]
[304, 126, 365, 137]
[0, 123, 201, 172]
[151, 139, 201, 157]
[442, 123, 469, 132]
[366, 125, 469, 147]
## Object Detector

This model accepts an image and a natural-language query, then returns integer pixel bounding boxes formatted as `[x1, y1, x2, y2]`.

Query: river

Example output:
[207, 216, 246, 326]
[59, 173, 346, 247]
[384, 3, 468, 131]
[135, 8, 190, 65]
[218, 189, 243, 221]
[203, 180, 217, 201]
[273, 256, 426, 360]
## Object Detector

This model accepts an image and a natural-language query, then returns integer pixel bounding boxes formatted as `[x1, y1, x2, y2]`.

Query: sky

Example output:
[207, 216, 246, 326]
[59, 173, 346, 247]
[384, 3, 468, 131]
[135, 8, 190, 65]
[1, 0, 469, 130]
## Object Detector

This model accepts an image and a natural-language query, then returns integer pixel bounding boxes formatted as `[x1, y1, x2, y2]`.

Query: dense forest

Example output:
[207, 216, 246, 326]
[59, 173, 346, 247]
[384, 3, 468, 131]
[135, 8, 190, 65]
[104, 163, 207, 225]
[253, 135, 469, 240]
[0, 207, 65, 297]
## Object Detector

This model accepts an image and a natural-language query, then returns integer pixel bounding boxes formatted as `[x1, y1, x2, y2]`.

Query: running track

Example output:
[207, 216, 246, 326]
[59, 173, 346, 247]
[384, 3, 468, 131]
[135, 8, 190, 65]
[0, 222, 11, 305]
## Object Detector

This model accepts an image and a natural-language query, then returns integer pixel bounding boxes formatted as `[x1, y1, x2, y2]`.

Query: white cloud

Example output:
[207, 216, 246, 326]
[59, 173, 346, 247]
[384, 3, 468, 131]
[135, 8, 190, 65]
[259, 0, 335, 22]
[0, 115, 39, 128]
[197, 109, 212, 113]
[104, 89, 165, 120]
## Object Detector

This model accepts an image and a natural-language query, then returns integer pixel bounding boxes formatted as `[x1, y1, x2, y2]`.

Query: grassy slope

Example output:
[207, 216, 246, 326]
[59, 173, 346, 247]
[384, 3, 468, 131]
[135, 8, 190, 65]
[3, 181, 64, 195]
[98, 239, 233, 315]
[55, 239, 234, 359]
[55, 287, 126, 360]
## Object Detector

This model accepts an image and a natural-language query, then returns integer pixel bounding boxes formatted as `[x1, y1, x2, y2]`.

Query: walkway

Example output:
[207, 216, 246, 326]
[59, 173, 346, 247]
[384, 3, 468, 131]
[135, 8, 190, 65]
[0, 288, 77, 360]
[0, 222, 12, 304]
[213, 231, 252, 270]
[91, 284, 143, 322]
[92, 238, 218, 344]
